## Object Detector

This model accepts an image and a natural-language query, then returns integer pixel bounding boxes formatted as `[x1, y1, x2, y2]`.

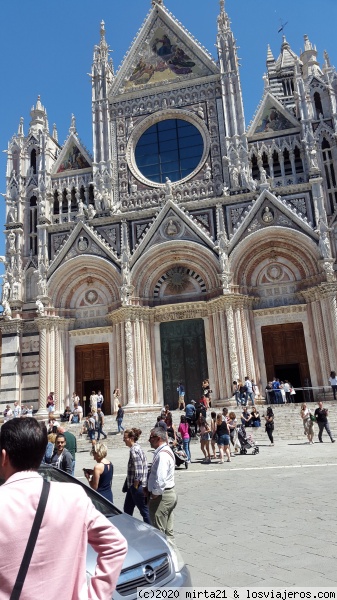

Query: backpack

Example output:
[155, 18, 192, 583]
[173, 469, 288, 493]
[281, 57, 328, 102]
[44, 441, 54, 464]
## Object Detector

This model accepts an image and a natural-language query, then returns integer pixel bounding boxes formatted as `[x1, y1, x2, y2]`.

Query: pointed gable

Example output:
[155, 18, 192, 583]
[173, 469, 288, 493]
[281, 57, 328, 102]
[130, 199, 214, 266]
[48, 221, 119, 277]
[51, 133, 92, 175]
[111, 3, 218, 96]
[248, 93, 300, 140]
[228, 189, 317, 251]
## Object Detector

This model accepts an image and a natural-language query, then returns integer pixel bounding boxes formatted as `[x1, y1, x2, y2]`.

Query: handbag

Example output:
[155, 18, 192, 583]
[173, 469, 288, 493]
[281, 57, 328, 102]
[310, 413, 316, 422]
[10, 479, 50, 600]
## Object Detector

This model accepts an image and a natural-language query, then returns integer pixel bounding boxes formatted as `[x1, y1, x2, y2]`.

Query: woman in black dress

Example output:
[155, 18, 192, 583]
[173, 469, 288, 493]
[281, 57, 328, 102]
[84, 442, 114, 502]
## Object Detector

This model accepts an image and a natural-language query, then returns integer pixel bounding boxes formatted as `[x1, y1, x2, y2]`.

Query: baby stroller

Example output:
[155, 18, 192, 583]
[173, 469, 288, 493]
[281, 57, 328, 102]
[169, 437, 189, 469]
[237, 425, 259, 455]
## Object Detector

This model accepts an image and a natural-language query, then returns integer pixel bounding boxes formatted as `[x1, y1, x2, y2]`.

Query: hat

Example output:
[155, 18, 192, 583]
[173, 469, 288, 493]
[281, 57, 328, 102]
[191, 400, 196, 404]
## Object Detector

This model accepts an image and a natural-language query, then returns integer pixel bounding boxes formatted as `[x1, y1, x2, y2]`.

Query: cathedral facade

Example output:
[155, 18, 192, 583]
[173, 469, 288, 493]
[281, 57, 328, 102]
[1, 0, 337, 414]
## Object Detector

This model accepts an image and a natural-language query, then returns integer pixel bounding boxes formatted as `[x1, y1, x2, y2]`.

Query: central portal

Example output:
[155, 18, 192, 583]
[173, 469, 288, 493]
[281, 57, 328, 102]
[160, 318, 208, 410]
[75, 343, 111, 415]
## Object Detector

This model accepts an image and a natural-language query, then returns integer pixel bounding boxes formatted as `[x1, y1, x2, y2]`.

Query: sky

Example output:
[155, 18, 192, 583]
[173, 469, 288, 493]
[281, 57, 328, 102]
[0, 0, 336, 274]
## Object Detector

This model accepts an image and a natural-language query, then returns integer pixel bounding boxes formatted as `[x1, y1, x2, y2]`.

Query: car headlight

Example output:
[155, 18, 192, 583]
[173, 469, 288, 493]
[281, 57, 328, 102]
[167, 539, 185, 572]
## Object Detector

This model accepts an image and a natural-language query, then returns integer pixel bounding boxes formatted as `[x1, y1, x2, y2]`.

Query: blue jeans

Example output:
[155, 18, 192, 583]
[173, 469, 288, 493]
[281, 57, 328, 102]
[234, 391, 241, 406]
[88, 428, 95, 441]
[117, 418, 124, 432]
[182, 438, 191, 461]
[97, 424, 107, 440]
[124, 484, 150, 523]
[240, 393, 246, 405]
[246, 392, 255, 405]
[71, 459, 75, 476]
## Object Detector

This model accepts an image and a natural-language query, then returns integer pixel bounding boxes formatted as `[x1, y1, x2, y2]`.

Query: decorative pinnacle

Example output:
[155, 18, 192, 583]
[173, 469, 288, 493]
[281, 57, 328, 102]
[220, 0, 225, 12]
[69, 114, 76, 134]
[100, 20, 105, 40]
[152, 0, 163, 6]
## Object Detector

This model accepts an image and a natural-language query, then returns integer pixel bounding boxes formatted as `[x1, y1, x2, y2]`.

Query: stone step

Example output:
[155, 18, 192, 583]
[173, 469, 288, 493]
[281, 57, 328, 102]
[62, 401, 337, 449]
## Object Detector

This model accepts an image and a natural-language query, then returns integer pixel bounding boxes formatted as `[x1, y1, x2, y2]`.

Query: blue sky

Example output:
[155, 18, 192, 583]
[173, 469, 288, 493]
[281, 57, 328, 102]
[0, 0, 336, 272]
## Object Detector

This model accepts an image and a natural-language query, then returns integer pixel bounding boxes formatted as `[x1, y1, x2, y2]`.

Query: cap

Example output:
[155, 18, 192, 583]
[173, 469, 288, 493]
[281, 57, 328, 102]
[191, 400, 196, 404]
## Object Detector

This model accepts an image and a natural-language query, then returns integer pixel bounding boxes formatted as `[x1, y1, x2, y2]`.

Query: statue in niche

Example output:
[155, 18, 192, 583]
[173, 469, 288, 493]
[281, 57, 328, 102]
[2, 280, 10, 303]
[317, 219, 332, 259]
[229, 164, 239, 188]
[2, 299, 12, 319]
[7, 200, 17, 223]
[36, 298, 45, 316]
[77, 198, 84, 216]
[12, 280, 19, 301]
[260, 167, 267, 184]
[78, 236, 89, 252]
[130, 182, 137, 194]
[262, 207, 274, 224]
[39, 197, 46, 217]
[94, 192, 104, 212]
[166, 219, 179, 236]
[8, 231, 16, 253]
[204, 163, 211, 181]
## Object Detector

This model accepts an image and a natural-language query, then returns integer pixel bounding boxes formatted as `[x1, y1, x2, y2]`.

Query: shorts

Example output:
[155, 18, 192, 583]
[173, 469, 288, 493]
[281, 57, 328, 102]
[217, 434, 230, 447]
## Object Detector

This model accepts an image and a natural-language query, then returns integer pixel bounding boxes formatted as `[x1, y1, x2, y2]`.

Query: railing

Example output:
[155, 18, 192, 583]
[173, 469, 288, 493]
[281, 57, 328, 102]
[265, 386, 333, 405]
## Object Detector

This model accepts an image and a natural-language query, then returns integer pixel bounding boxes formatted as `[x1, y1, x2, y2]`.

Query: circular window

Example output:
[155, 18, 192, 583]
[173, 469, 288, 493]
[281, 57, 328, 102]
[135, 119, 204, 184]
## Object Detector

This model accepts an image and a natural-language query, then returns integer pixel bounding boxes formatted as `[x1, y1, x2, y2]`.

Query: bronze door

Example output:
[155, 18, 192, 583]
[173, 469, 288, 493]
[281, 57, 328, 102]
[160, 319, 208, 409]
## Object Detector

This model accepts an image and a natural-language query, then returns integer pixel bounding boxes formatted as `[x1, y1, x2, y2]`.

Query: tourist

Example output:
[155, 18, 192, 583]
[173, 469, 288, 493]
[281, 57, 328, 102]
[90, 390, 98, 412]
[241, 406, 252, 427]
[177, 382, 185, 410]
[0, 418, 127, 598]
[84, 443, 114, 502]
[71, 391, 80, 410]
[97, 389, 104, 409]
[264, 406, 275, 446]
[216, 413, 231, 463]
[46, 391, 55, 413]
[51, 433, 73, 474]
[228, 411, 238, 454]
[165, 411, 176, 441]
[3, 405, 12, 422]
[69, 401, 83, 423]
[300, 403, 314, 444]
[272, 378, 282, 404]
[245, 377, 255, 405]
[210, 411, 217, 459]
[146, 427, 177, 538]
[232, 381, 241, 406]
[178, 415, 191, 462]
[58, 425, 77, 475]
[283, 380, 291, 403]
[116, 404, 125, 433]
[113, 388, 121, 414]
[13, 401, 21, 418]
[314, 401, 335, 443]
[185, 399, 197, 436]
[238, 379, 247, 405]
[199, 416, 211, 463]
[97, 407, 108, 440]
[328, 370, 337, 401]
[123, 428, 150, 523]
[250, 406, 261, 428]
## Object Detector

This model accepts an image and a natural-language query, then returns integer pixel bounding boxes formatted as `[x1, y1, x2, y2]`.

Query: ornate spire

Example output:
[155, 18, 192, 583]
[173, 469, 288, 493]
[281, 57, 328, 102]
[217, 0, 229, 31]
[52, 123, 58, 142]
[18, 117, 24, 137]
[69, 114, 76, 134]
[29, 95, 48, 132]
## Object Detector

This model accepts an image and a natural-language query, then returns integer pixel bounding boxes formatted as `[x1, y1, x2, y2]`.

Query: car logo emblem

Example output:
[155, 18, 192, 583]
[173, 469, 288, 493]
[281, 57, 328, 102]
[143, 565, 156, 583]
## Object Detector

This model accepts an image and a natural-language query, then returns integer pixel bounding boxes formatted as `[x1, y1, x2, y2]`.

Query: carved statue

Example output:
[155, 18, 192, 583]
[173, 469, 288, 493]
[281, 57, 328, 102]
[262, 207, 274, 224]
[39, 197, 46, 217]
[77, 199, 84, 216]
[2, 299, 12, 319]
[166, 219, 179, 236]
[87, 204, 96, 219]
[165, 177, 173, 197]
[204, 163, 211, 181]
[36, 298, 45, 316]
[7, 200, 17, 223]
[229, 164, 239, 188]
[8, 231, 16, 253]
[260, 167, 267, 184]
[319, 231, 331, 259]
[2, 280, 10, 303]
[94, 192, 103, 212]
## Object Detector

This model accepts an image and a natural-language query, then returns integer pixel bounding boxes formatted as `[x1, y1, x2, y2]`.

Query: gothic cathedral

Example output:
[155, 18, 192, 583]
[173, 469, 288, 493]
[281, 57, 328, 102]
[1, 0, 337, 414]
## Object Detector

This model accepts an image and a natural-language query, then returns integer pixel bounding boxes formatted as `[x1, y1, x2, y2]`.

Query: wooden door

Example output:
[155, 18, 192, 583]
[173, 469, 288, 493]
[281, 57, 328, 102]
[75, 343, 111, 414]
[261, 323, 311, 386]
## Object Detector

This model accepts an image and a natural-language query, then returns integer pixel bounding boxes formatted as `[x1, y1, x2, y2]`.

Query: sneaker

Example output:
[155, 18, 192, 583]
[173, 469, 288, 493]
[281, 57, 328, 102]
[331, 439, 335, 443]
[218, 460, 224, 464]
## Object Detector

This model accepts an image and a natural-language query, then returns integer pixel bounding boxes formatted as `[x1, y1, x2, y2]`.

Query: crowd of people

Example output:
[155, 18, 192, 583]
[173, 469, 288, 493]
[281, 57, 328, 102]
[265, 378, 296, 404]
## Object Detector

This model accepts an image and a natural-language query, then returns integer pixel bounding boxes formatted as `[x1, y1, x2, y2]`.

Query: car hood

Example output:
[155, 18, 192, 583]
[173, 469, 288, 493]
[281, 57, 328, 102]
[87, 513, 171, 572]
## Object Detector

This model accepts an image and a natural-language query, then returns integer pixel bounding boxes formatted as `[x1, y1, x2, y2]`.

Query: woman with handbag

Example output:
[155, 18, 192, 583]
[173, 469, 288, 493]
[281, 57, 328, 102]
[300, 402, 314, 444]
[178, 415, 191, 462]
[264, 406, 275, 446]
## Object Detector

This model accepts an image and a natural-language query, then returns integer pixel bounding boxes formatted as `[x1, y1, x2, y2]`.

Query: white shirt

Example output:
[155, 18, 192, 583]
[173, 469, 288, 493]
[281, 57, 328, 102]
[245, 380, 253, 393]
[329, 377, 337, 386]
[13, 405, 21, 418]
[148, 443, 175, 495]
[283, 382, 290, 392]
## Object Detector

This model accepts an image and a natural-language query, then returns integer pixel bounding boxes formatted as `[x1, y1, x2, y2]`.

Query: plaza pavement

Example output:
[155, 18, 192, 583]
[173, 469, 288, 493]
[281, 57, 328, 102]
[74, 432, 337, 588]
